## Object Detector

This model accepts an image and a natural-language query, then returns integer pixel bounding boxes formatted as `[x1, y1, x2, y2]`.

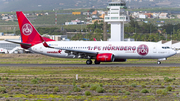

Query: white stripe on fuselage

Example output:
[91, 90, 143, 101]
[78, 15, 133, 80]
[29, 41, 176, 59]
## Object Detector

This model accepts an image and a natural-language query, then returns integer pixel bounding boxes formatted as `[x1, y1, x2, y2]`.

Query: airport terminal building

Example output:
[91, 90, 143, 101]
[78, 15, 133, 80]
[0, 35, 22, 54]
[0, 40, 22, 54]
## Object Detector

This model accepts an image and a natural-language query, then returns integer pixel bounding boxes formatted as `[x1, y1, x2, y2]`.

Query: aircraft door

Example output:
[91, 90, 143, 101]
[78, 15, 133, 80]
[153, 45, 157, 54]
[39, 47, 44, 53]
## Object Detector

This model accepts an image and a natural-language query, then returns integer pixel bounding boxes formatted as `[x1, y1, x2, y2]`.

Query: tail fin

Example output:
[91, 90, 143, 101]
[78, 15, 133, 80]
[16, 11, 44, 48]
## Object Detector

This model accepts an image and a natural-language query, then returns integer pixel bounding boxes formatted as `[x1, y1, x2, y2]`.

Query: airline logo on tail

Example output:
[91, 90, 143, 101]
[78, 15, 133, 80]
[22, 24, 33, 36]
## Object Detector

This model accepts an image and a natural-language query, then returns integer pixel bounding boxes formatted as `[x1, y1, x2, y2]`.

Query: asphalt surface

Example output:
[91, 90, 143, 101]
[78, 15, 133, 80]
[0, 63, 180, 67]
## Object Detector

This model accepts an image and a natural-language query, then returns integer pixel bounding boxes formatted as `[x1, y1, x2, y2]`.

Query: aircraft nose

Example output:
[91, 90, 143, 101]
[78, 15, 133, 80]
[172, 50, 177, 56]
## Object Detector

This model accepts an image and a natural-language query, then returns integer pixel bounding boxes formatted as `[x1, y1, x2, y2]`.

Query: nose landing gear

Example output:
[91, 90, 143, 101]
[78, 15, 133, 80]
[157, 61, 161, 65]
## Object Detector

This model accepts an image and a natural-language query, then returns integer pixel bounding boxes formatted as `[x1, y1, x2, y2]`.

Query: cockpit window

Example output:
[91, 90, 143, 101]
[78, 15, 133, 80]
[162, 47, 170, 49]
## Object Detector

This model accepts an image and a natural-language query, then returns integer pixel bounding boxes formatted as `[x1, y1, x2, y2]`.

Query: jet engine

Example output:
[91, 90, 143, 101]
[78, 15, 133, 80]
[96, 53, 115, 62]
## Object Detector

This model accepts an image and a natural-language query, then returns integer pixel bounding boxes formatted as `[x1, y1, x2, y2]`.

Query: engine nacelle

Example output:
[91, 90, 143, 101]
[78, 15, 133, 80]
[114, 59, 127, 62]
[96, 53, 115, 62]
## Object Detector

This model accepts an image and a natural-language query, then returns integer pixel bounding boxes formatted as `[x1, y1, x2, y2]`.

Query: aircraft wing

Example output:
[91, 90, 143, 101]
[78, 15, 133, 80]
[43, 42, 98, 58]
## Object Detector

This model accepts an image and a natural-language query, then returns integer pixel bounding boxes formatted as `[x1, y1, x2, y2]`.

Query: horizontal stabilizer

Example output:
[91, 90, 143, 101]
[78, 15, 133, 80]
[5, 40, 32, 46]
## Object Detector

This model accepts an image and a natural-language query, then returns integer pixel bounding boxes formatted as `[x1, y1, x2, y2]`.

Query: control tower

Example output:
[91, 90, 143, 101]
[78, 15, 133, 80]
[104, 0, 130, 41]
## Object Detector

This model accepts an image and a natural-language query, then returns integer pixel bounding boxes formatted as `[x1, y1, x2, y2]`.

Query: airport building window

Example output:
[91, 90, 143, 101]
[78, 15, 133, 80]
[105, 17, 110, 19]
[0, 43, 20, 50]
[111, 12, 118, 14]
[120, 17, 125, 19]
[111, 17, 118, 19]
[111, 9, 119, 10]
[109, 4, 125, 6]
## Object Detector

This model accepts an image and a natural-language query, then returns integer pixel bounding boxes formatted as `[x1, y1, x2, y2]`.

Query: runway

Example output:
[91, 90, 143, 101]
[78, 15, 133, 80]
[0, 63, 180, 67]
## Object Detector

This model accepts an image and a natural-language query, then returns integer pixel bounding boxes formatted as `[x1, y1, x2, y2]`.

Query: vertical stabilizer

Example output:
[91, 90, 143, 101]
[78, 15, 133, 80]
[16, 11, 44, 48]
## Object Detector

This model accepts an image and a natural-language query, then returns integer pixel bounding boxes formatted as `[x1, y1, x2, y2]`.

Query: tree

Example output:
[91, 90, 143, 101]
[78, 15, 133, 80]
[177, 29, 180, 40]
[89, 9, 95, 12]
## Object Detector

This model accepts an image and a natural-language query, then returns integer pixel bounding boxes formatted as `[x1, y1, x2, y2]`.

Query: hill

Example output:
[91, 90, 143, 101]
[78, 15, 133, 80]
[0, 0, 107, 12]
[0, 0, 180, 12]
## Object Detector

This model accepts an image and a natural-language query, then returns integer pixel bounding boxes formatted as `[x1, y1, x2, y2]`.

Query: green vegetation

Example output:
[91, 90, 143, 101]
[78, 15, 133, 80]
[90, 84, 99, 91]
[31, 78, 39, 84]
[0, 54, 180, 64]
[5, 77, 9, 80]
[1, 9, 180, 41]
[164, 77, 174, 82]
[118, 90, 122, 93]
[33, 14, 86, 25]
[156, 89, 168, 95]
[166, 86, 173, 91]
[17, 83, 22, 87]
[0, 54, 179, 100]
[96, 86, 104, 93]
[140, 88, 149, 93]
[125, 91, 130, 95]
[129, 8, 180, 12]
[80, 84, 86, 88]
[54, 87, 60, 92]
[70, 19, 180, 41]
[85, 91, 91, 96]
[141, 85, 146, 88]
[0, 87, 6, 94]
[130, 83, 137, 87]
[73, 85, 81, 92]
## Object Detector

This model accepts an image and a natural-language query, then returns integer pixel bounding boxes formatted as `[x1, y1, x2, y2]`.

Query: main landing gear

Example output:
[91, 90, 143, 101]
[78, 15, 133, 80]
[94, 60, 100, 64]
[86, 60, 101, 65]
[86, 60, 92, 65]
[157, 61, 161, 65]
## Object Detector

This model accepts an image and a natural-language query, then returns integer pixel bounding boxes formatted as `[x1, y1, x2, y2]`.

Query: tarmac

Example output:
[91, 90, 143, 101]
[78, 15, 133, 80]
[0, 63, 180, 67]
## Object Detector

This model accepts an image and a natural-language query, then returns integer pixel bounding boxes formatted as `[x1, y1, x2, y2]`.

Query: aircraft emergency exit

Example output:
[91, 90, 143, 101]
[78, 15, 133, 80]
[6, 11, 177, 65]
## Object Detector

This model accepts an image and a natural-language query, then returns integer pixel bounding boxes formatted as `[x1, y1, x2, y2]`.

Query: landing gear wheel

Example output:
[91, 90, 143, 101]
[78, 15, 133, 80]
[157, 61, 161, 65]
[94, 60, 100, 64]
[86, 60, 92, 65]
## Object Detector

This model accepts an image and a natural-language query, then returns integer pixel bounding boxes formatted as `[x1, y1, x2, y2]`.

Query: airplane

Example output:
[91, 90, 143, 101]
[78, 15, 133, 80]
[6, 11, 177, 65]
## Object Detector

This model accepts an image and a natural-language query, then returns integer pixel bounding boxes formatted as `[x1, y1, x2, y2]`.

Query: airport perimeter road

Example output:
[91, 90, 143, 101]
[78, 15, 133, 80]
[0, 64, 180, 67]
